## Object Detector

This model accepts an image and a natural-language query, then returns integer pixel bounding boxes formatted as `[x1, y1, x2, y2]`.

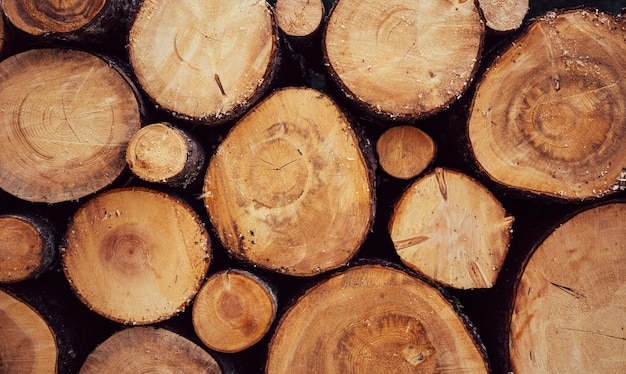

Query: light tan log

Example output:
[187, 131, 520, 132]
[80, 327, 222, 373]
[62, 187, 210, 325]
[2, 0, 106, 34]
[468, 9, 626, 200]
[510, 202, 626, 373]
[128, 0, 278, 124]
[0, 48, 141, 203]
[323, 0, 484, 121]
[203, 87, 375, 276]
[275, 0, 324, 38]
[0, 214, 56, 283]
[266, 264, 489, 373]
[192, 269, 277, 353]
[376, 125, 436, 180]
[126, 122, 205, 188]
[389, 168, 513, 289]
[0, 289, 58, 373]
[478, 0, 528, 32]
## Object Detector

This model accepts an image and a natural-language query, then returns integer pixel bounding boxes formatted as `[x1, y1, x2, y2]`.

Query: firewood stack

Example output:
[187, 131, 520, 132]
[1, 0, 625, 373]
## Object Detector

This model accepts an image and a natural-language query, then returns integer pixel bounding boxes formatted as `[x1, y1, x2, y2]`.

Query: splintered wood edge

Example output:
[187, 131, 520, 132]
[192, 269, 277, 353]
[2, 0, 107, 34]
[80, 327, 222, 373]
[0, 289, 58, 373]
[389, 168, 513, 289]
[0, 214, 56, 283]
[61, 187, 210, 325]
[266, 264, 489, 373]
[509, 202, 626, 373]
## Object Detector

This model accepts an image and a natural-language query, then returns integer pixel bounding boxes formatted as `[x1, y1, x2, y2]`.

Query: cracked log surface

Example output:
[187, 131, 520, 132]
[468, 9, 626, 200]
[509, 202, 626, 373]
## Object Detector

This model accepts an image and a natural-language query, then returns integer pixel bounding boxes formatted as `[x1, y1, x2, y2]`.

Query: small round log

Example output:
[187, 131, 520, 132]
[509, 202, 626, 373]
[203, 87, 375, 276]
[80, 327, 222, 373]
[468, 9, 626, 200]
[275, 0, 325, 39]
[62, 187, 210, 325]
[0, 48, 141, 203]
[2, 0, 106, 34]
[477, 0, 528, 32]
[389, 168, 513, 289]
[0, 289, 58, 373]
[126, 122, 205, 188]
[266, 264, 489, 373]
[0, 214, 56, 283]
[323, 0, 484, 121]
[128, 0, 279, 125]
[192, 269, 277, 353]
[376, 125, 436, 180]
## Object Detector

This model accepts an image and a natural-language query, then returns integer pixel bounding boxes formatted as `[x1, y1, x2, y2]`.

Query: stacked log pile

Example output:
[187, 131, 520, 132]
[1, 0, 625, 373]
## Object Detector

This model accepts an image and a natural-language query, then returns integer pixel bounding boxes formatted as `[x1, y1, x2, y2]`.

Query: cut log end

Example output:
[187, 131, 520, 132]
[2, 0, 106, 35]
[275, 0, 325, 38]
[376, 125, 436, 180]
[62, 188, 210, 325]
[266, 264, 489, 373]
[192, 270, 277, 353]
[0, 289, 58, 373]
[324, 0, 484, 120]
[126, 122, 205, 188]
[80, 327, 222, 373]
[0, 215, 56, 283]
[390, 168, 512, 289]
[203, 87, 375, 276]
[510, 203, 626, 373]
[478, 0, 529, 31]
[128, 0, 278, 124]
[0, 48, 141, 203]
[469, 9, 626, 200]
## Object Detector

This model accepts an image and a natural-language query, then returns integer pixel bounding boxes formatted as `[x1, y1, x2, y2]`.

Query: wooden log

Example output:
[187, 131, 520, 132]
[80, 327, 222, 373]
[192, 269, 277, 353]
[323, 0, 484, 121]
[376, 125, 436, 180]
[0, 213, 56, 283]
[0, 48, 142, 203]
[509, 202, 626, 373]
[203, 86, 375, 276]
[468, 9, 626, 200]
[128, 0, 279, 125]
[61, 187, 210, 325]
[389, 168, 514, 289]
[266, 263, 490, 373]
[0, 288, 58, 373]
[478, 0, 529, 32]
[126, 122, 205, 188]
[1, 0, 141, 48]
[275, 0, 325, 39]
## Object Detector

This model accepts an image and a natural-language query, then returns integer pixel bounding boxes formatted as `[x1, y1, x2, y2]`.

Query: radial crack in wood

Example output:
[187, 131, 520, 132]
[509, 202, 626, 373]
[468, 9, 626, 200]
[203, 87, 375, 276]
[62, 187, 210, 325]
[265, 264, 489, 373]
[0, 48, 141, 203]
[128, 0, 278, 124]
[0, 289, 58, 373]
[389, 168, 513, 289]
[323, 0, 484, 121]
